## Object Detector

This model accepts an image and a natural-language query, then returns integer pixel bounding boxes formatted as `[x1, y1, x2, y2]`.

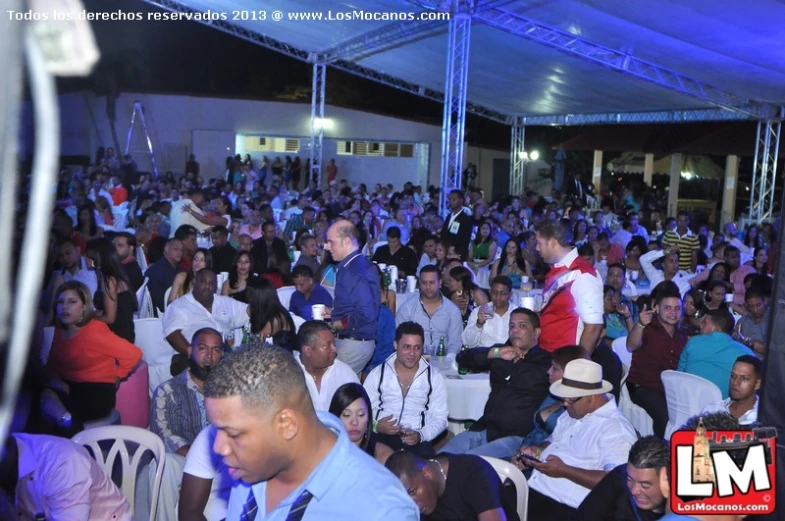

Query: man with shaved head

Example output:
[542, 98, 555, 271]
[323, 219, 380, 373]
[204, 345, 418, 519]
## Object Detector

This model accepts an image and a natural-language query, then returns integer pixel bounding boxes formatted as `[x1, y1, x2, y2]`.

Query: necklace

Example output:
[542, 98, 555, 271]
[430, 458, 447, 484]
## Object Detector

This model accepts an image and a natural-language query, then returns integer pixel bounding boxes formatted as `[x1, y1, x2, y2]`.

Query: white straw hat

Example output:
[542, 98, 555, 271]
[549, 359, 613, 398]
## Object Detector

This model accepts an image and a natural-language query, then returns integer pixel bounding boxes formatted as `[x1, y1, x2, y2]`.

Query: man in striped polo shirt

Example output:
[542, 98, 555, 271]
[661, 211, 699, 273]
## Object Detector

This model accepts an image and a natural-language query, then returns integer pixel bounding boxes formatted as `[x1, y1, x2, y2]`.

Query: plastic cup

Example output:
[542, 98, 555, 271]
[312, 304, 326, 320]
[725, 293, 734, 303]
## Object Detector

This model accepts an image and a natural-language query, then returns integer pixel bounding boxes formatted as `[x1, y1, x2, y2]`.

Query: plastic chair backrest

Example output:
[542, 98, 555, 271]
[115, 361, 150, 428]
[40, 326, 55, 365]
[73, 425, 166, 521]
[611, 336, 632, 368]
[137, 251, 148, 273]
[277, 286, 296, 309]
[135, 278, 151, 319]
[133, 318, 175, 395]
[163, 286, 172, 309]
[661, 370, 723, 439]
[480, 456, 528, 521]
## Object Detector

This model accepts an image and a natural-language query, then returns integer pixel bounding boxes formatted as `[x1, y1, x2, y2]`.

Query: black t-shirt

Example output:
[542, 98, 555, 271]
[577, 464, 665, 521]
[429, 454, 517, 521]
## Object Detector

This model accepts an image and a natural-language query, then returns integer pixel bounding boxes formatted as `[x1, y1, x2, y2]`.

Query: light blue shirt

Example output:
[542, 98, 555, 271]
[396, 294, 464, 355]
[677, 332, 755, 399]
[225, 411, 418, 521]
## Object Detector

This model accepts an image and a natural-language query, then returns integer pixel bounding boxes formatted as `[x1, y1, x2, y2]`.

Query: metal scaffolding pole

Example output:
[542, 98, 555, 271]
[439, 9, 472, 215]
[309, 61, 326, 189]
[749, 120, 781, 223]
[510, 119, 525, 195]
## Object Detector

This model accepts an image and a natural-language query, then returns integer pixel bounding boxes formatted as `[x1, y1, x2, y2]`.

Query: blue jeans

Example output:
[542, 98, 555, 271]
[440, 429, 523, 460]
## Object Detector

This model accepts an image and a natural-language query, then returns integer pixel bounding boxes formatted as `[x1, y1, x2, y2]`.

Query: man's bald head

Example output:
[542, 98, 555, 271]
[325, 219, 359, 262]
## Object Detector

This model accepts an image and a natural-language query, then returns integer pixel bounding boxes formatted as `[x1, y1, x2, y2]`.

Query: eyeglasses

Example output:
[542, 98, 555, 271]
[562, 396, 583, 405]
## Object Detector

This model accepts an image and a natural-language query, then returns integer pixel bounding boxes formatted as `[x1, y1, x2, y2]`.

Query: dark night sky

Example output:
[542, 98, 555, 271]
[55, 0, 582, 156]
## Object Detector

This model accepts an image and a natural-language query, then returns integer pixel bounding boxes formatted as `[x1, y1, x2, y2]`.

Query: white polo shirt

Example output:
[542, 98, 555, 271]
[528, 397, 637, 508]
[162, 292, 249, 343]
[294, 351, 359, 411]
[461, 305, 512, 348]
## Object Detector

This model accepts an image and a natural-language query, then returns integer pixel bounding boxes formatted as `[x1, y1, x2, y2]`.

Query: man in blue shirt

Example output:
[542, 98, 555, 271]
[678, 308, 755, 398]
[205, 345, 418, 521]
[289, 265, 333, 321]
[324, 220, 380, 374]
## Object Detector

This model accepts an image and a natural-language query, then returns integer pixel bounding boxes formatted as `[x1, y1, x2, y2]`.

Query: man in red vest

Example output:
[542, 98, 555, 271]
[536, 219, 604, 354]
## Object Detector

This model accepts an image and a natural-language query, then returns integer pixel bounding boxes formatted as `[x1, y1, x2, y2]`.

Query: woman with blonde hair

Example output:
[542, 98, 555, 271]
[47, 281, 142, 423]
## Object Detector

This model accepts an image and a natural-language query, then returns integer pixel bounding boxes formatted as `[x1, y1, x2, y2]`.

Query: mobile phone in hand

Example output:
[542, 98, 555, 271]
[521, 452, 544, 464]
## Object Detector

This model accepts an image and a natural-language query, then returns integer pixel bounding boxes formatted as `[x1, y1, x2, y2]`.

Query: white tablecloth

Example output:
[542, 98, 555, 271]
[429, 356, 490, 421]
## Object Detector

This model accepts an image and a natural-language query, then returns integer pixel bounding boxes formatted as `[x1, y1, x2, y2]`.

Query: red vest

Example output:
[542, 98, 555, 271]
[539, 255, 598, 352]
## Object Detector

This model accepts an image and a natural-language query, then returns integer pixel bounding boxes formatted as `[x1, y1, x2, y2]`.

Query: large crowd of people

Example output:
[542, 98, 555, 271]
[2, 149, 776, 521]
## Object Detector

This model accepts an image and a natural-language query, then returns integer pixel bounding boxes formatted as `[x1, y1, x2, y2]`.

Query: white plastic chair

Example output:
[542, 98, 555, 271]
[40, 326, 54, 365]
[135, 278, 155, 319]
[480, 456, 528, 521]
[134, 318, 176, 395]
[73, 425, 166, 521]
[661, 370, 723, 440]
[618, 364, 655, 436]
[277, 286, 296, 309]
[611, 336, 632, 368]
[163, 286, 172, 309]
[136, 251, 148, 273]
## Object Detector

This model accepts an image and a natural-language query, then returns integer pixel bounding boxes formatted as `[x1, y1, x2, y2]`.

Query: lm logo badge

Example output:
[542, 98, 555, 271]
[671, 423, 776, 515]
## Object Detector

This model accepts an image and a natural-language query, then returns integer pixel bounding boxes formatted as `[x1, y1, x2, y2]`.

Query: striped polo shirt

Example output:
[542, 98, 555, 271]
[662, 230, 700, 271]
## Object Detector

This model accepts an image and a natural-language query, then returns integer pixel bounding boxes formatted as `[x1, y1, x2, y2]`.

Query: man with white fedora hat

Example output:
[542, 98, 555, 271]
[517, 358, 637, 519]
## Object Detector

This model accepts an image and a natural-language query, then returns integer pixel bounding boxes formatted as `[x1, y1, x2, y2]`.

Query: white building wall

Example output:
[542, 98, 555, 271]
[22, 92, 445, 189]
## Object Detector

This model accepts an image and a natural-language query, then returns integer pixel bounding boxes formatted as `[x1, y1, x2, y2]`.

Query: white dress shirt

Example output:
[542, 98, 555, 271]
[294, 351, 359, 411]
[639, 249, 694, 297]
[461, 305, 512, 348]
[182, 426, 232, 521]
[528, 397, 637, 508]
[12, 433, 133, 520]
[162, 292, 249, 343]
[702, 397, 758, 426]
[52, 256, 98, 298]
[170, 198, 211, 237]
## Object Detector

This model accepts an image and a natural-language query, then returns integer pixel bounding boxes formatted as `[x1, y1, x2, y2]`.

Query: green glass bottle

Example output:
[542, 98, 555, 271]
[437, 336, 446, 357]
[241, 326, 253, 345]
[458, 345, 469, 375]
[288, 244, 295, 262]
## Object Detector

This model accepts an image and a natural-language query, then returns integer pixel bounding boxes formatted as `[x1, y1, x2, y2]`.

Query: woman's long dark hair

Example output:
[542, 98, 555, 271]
[473, 219, 492, 246]
[228, 250, 254, 290]
[246, 276, 294, 335]
[185, 248, 213, 294]
[77, 203, 98, 236]
[497, 238, 527, 273]
[329, 383, 374, 453]
[85, 238, 136, 310]
[450, 266, 478, 295]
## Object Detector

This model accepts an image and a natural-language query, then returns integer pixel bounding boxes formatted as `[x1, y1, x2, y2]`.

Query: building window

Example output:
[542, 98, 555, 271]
[337, 141, 415, 157]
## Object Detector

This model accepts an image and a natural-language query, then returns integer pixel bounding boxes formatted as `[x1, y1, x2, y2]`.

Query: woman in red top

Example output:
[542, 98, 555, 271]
[47, 281, 142, 422]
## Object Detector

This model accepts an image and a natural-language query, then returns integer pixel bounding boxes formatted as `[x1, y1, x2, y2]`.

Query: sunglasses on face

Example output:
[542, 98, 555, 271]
[562, 396, 583, 405]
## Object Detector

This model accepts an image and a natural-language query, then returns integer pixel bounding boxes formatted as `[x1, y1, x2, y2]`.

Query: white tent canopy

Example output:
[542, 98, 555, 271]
[142, 0, 785, 122]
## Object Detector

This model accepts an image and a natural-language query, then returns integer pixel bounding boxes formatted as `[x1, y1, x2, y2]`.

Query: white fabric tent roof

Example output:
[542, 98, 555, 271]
[148, 0, 785, 121]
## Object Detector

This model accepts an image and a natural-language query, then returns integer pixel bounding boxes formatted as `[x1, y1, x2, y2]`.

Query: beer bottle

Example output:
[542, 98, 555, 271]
[458, 345, 469, 375]
[437, 336, 446, 357]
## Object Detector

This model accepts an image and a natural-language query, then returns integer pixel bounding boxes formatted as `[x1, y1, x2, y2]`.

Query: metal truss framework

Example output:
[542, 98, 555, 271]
[439, 11, 472, 214]
[140, 0, 509, 125]
[309, 63, 326, 189]
[517, 108, 754, 126]
[321, 18, 446, 63]
[474, 7, 779, 120]
[749, 120, 782, 223]
[124, 101, 159, 178]
[509, 121, 525, 195]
